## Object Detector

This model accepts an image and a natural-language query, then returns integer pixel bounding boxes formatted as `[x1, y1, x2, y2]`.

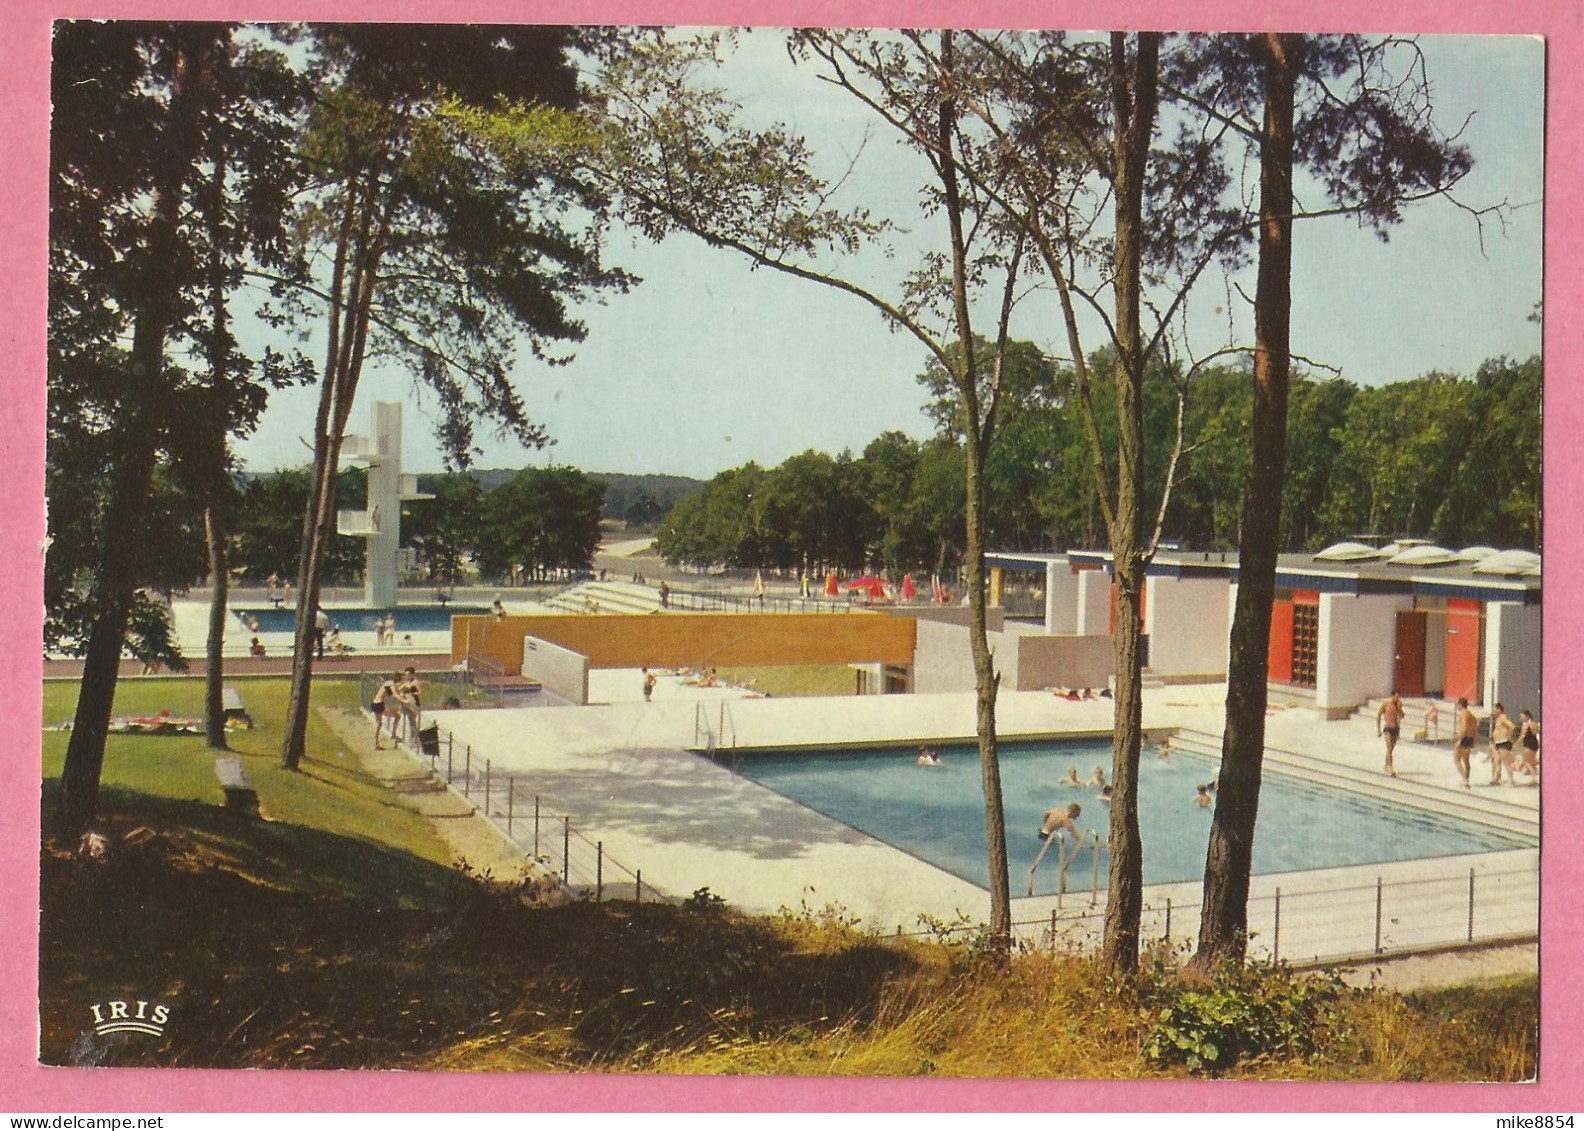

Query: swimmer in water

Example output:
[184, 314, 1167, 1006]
[1090, 766, 1107, 788]
[1193, 784, 1211, 809]
[1061, 766, 1081, 787]
[1158, 736, 1172, 761]
[1098, 785, 1113, 804]
[916, 745, 940, 766]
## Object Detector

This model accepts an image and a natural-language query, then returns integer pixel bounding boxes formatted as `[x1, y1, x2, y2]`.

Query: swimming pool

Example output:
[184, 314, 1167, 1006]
[236, 606, 487, 633]
[732, 741, 1535, 893]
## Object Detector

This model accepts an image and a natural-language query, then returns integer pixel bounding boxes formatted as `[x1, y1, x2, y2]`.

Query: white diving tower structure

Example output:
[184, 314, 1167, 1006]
[337, 401, 432, 608]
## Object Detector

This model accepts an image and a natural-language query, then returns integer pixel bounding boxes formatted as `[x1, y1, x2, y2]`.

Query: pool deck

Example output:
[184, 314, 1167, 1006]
[417, 676, 1539, 960]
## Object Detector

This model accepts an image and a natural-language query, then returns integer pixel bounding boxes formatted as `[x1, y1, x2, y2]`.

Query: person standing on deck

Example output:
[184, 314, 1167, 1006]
[1377, 691, 1405, 777]
[1454, 698, 1478, 789]
[1488, 702, 1517, 786]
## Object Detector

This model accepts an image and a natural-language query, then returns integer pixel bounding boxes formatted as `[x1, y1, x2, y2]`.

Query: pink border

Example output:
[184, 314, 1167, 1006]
[4, 0, 1577, 1112]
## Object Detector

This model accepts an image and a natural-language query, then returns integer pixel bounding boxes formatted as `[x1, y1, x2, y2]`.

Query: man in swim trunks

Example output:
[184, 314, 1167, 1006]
[1488, 702, 1516, 786]
[1039, 803, 1084, 869]
[1454, 697, 1478, 789]
[1376, 691, 1405, 777]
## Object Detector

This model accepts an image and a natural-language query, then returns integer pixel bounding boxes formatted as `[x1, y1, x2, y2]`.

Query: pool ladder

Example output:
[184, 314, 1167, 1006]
[695, 701, 737, 765]
[1027, 828, 1103, 908]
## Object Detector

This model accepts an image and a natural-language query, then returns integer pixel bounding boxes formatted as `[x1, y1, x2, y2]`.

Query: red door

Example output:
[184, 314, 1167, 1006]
[1444, 598, 1483, 704]
[1267, 599, 1295, 684]
[1394, 610, 1428, 697]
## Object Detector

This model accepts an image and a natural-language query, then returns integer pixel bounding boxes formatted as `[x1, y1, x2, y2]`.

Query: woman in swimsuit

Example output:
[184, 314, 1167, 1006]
[1518, 709, 1541, 779]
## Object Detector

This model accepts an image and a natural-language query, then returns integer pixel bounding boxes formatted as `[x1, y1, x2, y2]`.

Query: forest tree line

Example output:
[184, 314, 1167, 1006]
[653, 349, 1541, 578]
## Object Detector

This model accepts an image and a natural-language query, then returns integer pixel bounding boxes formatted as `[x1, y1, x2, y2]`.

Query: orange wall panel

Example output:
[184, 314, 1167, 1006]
[1444, 597, 1483, 703]
[1267, 599, 1294, 683]
[451, 613, 918, 675]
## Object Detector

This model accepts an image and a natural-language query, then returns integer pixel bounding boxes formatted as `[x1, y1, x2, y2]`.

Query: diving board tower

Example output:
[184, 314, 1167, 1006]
[337, 401, 432, 608]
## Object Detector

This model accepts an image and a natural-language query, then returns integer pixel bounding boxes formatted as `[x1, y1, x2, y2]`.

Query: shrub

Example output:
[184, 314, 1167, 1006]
[1145, 960, 1345, 1074]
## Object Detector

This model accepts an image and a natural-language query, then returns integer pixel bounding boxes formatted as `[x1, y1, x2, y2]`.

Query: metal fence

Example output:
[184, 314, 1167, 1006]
[906, 864, 1538, 967]
[358, 661, 508, 714]
[662, 587, 868, 615]
[414, 725, 663, 904]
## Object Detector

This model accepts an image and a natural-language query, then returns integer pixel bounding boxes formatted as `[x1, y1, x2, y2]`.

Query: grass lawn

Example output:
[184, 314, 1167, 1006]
[42, 676, 455, 907]
[713, 664, 856, 698]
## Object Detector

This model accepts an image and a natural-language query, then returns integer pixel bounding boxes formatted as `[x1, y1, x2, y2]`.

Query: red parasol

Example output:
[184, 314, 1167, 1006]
[900, 574, 917, 601]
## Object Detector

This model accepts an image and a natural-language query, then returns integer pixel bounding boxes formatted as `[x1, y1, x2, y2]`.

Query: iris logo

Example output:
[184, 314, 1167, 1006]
[89, 999, 171, 1037]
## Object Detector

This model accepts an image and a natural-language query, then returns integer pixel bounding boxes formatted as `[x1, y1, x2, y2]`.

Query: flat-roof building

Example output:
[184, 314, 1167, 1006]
[981, 544, 1540, 718]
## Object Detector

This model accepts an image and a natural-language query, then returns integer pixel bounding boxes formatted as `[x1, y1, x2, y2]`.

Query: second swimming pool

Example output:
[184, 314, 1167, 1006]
[732, 740, 1534, 893]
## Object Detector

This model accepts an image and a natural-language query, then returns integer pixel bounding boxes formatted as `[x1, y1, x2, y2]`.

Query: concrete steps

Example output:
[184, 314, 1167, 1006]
[544, 581, 662, 616]
[1170, 728, 1537, 839]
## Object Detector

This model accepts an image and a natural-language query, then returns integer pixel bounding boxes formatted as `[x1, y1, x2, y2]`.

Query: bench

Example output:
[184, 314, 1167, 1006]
[214, 756, 260, 818]
[222, 687, 253, 729]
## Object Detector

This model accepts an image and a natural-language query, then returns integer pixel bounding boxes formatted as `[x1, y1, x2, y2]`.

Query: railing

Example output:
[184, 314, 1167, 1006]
[662, 587, 870, 615]
[907, 864, 1538, 966]
[694, 702, 739, 767]
[415, 726, 664, 904]
[359, 668, 481, 713]
[1027, 829, 1102, 905]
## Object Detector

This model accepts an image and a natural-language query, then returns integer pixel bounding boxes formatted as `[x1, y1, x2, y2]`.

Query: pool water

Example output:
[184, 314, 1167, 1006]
[733, 741, 1534, 894]
[237, 606, 486, 633]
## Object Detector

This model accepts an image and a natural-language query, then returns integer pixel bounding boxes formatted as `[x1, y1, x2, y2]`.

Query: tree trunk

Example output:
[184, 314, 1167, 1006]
[57, 37, 217, 834]
[279, 177, 365, 770]
[1099, 30, 1158, 978]
[1190, 32, 1297, 972]
[58, 434, 161, 833]
[202, 141, 230, 752]
[204, 508, 229, 749]
[937, 29, 1012, 947]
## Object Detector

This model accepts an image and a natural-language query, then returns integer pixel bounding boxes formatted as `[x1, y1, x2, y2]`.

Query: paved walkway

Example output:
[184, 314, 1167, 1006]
[411, 681, 1539, 960]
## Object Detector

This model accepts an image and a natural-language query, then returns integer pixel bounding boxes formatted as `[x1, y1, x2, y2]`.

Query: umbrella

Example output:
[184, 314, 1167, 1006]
[900, 574, 917, 601]
[753, 570, 765, 596]
[825, 572, 840, 597]
[845, 576, 888, 599]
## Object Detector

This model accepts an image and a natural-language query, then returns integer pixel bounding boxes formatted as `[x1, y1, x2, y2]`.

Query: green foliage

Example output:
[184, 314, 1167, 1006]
[232, 467, 368, 583]
[1144, 960, 1345, 1074]
[473, 466, 606, 581]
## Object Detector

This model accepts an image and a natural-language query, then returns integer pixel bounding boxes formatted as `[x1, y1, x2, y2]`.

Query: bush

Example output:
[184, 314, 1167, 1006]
[1145, 960, 1345, 1074]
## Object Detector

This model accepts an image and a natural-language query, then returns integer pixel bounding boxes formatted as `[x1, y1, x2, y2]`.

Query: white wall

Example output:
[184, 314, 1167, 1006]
[522, 636, 590, 705]
[1076, 569, 1112, 636]
[1315, 592, 1413, 711]
[911, 618, 977, 693]
[1144, 574, 1231, 676]
[913, 617, 1018, 694]
[1485, 602, 1542, 717]
[1044, 560, 1079, 634]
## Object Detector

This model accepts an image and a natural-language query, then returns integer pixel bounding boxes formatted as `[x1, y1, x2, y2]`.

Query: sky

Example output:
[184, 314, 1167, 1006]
[232, 30, 1545, 482]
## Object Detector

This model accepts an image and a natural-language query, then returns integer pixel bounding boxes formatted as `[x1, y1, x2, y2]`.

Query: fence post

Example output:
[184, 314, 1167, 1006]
[1375, 877, 1384, 954]
[563, 816, 571, 885]
[484, 759, 492, 817]
[534, 796, 540, 856]
[446, 734, 453, 783]
[1164, 897, 1172, 943]
[1050, 908, 1058, 954]
[507, 778, 514, 836]
[1090, 833, 1100, 907]
[597, 841, 604, 902]
[464, 745, 472, 798]
[1468, 868, 1476, 942]
[636, 869, 642, 903]
[1274, 888, 1282, 963]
